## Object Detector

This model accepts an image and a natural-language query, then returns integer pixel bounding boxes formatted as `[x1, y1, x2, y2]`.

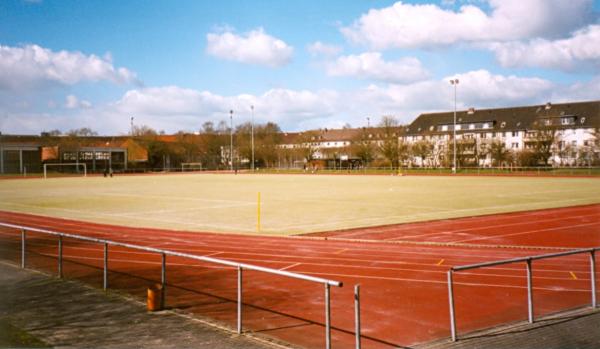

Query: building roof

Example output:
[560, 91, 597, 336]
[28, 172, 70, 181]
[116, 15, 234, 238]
[280, 126, 407, 144]
[407, 100, 600, 136]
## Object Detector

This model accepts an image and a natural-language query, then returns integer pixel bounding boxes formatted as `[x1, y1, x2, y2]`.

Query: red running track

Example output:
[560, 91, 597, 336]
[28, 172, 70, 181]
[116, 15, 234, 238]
[0, 207, 598, 349]
[308, 204, 600, 249]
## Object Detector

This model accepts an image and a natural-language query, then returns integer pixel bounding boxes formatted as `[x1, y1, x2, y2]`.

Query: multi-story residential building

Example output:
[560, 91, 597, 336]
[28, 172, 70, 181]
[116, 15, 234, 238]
[402, 100, 600, 167]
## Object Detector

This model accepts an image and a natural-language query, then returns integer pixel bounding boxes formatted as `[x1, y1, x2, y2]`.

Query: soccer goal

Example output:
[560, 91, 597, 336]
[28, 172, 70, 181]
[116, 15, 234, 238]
[181, 162, 203, 172]
[43, 163, 87, 179]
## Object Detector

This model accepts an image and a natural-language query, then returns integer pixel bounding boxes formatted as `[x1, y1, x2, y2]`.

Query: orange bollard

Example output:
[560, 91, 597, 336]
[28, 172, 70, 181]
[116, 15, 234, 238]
[147, 284, 163, 311]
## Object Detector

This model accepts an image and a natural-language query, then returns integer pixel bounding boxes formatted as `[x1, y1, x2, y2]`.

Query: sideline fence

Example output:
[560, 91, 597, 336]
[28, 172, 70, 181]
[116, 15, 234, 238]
[447, 247, 599, 341]
[0, 222, 344, 349]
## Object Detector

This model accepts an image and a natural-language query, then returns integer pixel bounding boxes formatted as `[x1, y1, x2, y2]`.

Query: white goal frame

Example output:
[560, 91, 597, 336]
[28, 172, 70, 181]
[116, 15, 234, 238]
[181, 162, 203, 172]
[43, 163, 87, 179]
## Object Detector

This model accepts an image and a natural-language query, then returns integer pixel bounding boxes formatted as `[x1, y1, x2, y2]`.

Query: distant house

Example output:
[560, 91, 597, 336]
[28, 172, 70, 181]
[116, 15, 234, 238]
[0, 134, 146, 174]
[401, 100, 600, 167]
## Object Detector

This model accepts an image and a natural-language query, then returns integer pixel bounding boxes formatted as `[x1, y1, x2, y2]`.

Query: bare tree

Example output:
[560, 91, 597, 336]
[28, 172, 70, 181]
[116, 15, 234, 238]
[350, 128, 375, 167]
[377, 116, 402, 169]
[486, 140, 511, 167]
[410, 140, 434, 167]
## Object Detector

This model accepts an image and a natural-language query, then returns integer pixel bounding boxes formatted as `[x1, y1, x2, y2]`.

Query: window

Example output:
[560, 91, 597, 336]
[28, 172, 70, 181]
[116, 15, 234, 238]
[483, 123, 490, 129]
[455, 125, 462, 130]
[584, 140, 589, 146]
[492, 132, 496, 138]
[511, 143, 519, 149]
[441, 125, 448, 131]
[469, 124, 475, 130]
[561, 117, 575, 125]
[544, 119, 552, 126]
[572, 140, 577, 147]
[512, 131, 518, 137]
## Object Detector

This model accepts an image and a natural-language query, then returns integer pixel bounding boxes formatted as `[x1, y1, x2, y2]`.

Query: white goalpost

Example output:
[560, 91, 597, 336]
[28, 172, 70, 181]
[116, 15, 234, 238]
[181, 162, 203, 172]
[43, 163, 87, 179]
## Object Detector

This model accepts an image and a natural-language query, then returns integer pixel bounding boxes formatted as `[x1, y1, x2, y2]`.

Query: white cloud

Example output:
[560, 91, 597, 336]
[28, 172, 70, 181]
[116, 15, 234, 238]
[341, 0, 593, 49]
[65, 94, 92, 109]
[307, 41, 342, 57]
[326, 52, 429, 83]
[0, 44, 138, 90]
[490, 25, 600, 71]
[206, 28, 293, 67]
[9, 70, 597, 135]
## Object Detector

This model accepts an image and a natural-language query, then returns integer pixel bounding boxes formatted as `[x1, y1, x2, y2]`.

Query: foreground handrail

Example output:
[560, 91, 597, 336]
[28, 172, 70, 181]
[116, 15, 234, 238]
[0, 221, 342, 349]
[447, 246, 599, 341]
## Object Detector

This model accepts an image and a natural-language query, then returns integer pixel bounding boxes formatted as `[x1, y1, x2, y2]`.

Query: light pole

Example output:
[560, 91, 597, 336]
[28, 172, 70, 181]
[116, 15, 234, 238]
[230, 110, 234, 172]
[450, 79, 459, 174]
[130, 116, 134, 136]
[367, 117, 370, 128]
[251, 105, 255, 171]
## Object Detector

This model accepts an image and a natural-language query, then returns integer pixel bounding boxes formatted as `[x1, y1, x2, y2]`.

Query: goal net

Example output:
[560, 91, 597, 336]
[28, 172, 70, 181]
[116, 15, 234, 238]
[181, 162, 203, 172]
[43, 163, 87, 179]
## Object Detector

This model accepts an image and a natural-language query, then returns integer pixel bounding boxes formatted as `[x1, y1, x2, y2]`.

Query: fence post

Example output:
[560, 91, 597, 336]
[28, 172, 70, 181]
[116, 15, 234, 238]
[591, 250, 597, 308]
[526, 258, 534, 323]
[325, 283, 331, 349]
[237, 266, 243, 334]
[103, 243, 108, 290]
[58, 235, 63, 278]
[354, 284, 361, 349]
[161, 253, 166, 309]
[447, 270, 457, 341]
[20, 229, 26, 268]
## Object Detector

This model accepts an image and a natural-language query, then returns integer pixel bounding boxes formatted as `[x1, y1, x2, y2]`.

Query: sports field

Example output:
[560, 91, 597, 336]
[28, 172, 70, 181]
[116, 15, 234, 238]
[0, 173, 599, 235]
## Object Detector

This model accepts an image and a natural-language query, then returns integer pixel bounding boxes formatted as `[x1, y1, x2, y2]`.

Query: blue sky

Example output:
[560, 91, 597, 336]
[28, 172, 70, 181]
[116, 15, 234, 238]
[1, 0, 600, 134]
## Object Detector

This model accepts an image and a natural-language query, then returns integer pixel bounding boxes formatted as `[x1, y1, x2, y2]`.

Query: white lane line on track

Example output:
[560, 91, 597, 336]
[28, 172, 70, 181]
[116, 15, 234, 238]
[338, 205, 600, 237]
[383, 212, 600, 241]
[279, 262, 301, 271]
[307, 272, 591, 293]
[454, 221, 600, 244]
[3, 232, 592, 271]
[16, 247, 590, 283]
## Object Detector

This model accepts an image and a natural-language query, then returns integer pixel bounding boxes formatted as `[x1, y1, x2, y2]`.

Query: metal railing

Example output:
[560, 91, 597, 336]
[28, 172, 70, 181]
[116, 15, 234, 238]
[447, 247, 599, 341]
[1, 222, 343, 349]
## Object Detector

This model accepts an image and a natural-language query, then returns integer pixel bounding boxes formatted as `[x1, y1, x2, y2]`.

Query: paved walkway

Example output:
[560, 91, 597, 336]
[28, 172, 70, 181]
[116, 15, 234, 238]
[417, 307, 600, 349]
[2, 260, 600, 349]
[0, 262, 283, 349]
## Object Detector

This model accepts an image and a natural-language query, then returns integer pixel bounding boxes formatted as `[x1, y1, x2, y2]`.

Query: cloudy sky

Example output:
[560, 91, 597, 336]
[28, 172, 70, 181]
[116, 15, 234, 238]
[2, 0, 600, 135]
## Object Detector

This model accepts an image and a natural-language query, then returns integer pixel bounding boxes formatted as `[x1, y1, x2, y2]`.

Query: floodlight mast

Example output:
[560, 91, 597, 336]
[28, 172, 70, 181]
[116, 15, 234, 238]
[251, 105, 255, 171]
[230, 110, 234, 172]
[450, 79, 459, 174]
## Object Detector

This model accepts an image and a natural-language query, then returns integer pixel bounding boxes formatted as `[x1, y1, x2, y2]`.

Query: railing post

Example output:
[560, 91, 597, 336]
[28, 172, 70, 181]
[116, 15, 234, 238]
[21, 229, 26, 268]
[103, 243, 108, 290]
[354, 284, 361, 349]
[591, 250, 597, 308]
[526, 258, 534, 323]
[161, 253, 166, 309]
[58, 235, 63, 278]
[447, 270, 457, 341]
[237, 265, 243, 334]
[325, 283, 331, 349]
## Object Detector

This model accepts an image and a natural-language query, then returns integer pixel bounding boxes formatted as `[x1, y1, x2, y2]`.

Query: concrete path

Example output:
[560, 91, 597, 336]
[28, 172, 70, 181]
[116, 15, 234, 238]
[417, 307, 600, 349]
[0, 261, 284, 349]
[2, 260, 600, 349]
